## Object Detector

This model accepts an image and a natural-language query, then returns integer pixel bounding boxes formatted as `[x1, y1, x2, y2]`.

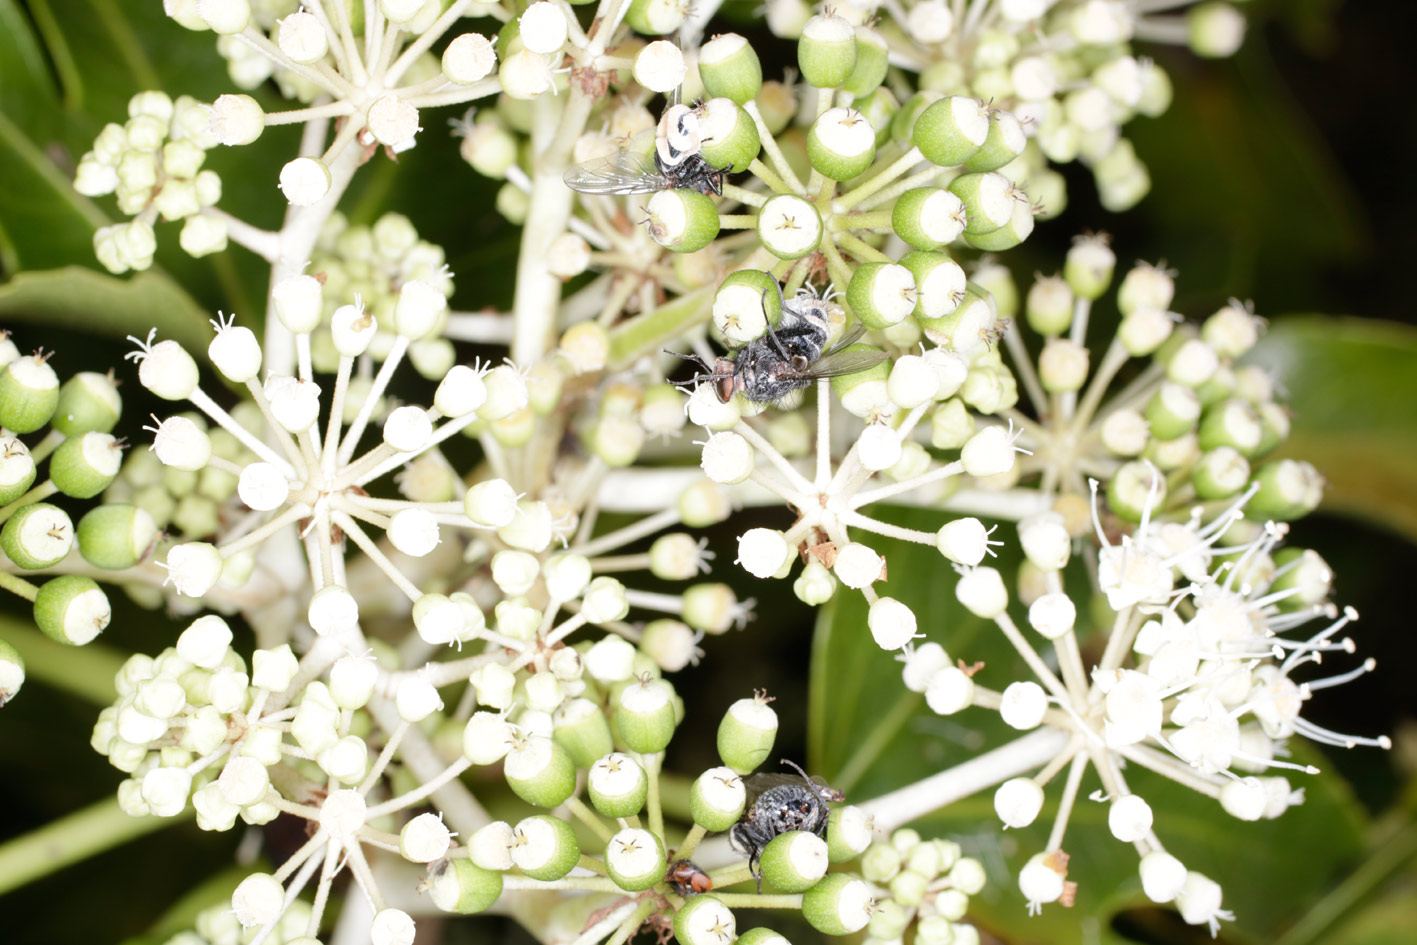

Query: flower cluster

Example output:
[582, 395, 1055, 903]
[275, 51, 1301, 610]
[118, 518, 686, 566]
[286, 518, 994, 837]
[859, 828, 990, 945]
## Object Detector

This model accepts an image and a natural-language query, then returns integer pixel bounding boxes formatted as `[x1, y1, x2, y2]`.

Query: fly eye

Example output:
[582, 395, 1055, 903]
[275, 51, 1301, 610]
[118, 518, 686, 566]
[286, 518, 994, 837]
[791, 355, 809, 371]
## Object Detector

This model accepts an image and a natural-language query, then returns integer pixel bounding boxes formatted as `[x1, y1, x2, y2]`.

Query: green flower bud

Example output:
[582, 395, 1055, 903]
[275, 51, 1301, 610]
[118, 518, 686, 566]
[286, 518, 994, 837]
[918, 284, 996, 355]
[848, 263, 917, 330]
[735, 929, 790, 945]
[0, 436, 37, 504]
[1253, 401, 1289, 458]
[674, 894, 737, 945]
[49, 432, 123, 498]
[757, 195, 823, 260]
[0, 353, 60, 434]
[860, 842, 901, 883]
[842, 28, 889, 98]
[1064, 235, 1116, 301]
[77, 503, 157, 569]
[1107, 461, 1166, 523]
[826, 805, 872, 862]
[1144, 431, 1199, 472]
[1144, 382, 1201, 440]
[53, 371, 122, 435]
[625, 0, 686, 35]
[1249, 459, 1323, 521]
[606, 828, 666, 891]
[798, 13, 857, 88]
[888, 868, 928, 906]
[683, 582, 740, 633]
[868, 900, 910, 939]
[891, 90, 943, 147]
[504, 735, 577, 808]
[892, 188, 966, 251]
[588, 751, 648, 818]
[808, 107, 877, 180]
[691, 765, 746, 830]
[646, 190, 720, 254]
[552, 697, 615, 767]
[429, 858, 503, 914]
[963, 110, 1026, 172]
[700, 34, 763, 105]
[1198, 399, 1263, 456]
[1189, 1, 1247, 58]
[716, 691, 778, 774]
[948, 173, 1015, 236]
[802, 874, 874, 935]
[614, 676, 677, 754]
[2, 502, 73, 569]
[913, 96, 988, 167]
[1192, 446, 1250, 500]
[1270, 548, 1333, 611]
[698, 100, 761, 174]
[34, 575, 110, 645]
[1025, 275, 1074, 336]
[900, 250, 966, 321]
[760, 831, 829, 892]
[714, 270, 783, 345]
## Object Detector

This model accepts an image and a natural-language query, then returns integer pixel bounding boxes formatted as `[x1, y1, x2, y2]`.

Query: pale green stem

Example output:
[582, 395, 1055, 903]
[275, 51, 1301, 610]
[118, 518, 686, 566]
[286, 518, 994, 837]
[0, 797, 182, 895]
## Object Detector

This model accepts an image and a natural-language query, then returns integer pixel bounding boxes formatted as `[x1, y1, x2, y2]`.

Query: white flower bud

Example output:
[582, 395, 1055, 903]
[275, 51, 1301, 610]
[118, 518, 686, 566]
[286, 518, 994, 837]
[237, 462, 290, 511]
[389, 508, 440, 557]
[902, 642, 949, 692]
[955, 566, 1007, 618]
[218, 756, 270, 807]
[277, 12, 327, 63]
[1176, 871, 1228, 932]
[925, 666, 974, 715]
[519, 2, 567, 55]
[635, 40, 687, 93]
[263, 375, 321, 433]
[435, 365, 489, 417]
[1038, 338, 1089, 393]
[320, 734, 371, 783]
[993, 777, 1043, 828]
[1167, 339, 1220, 388]
[394, 280, 447, 340]
[936, 517, 989, 566]
[1219, 777, 1267, 821]
[1139, 851, 1187, 903]
[309, 585, 359, 636]
[272, 274, 323, 333]
[887, 355, 939, 409]
[907, 1, 954, 42]
[279, 157, 331, 206]
[371, 908, 416, 945]
[582, 577, 629, 623]
[444, 33, 497, 84]
[585, 635, 637, 683]
[1018, 852, 1066, 908]
[736, 528, 790, 579]
[1027, 591, 1076, 639]
[396, 673, 442, 722]
[330, 655, 379, 710]
[867, 597, 918, 650]
[151, 416, 211, 470]
[383, 405, 433, 453]
[163, 542, 223, 597]
[252, 645, 298, 692]
[1018, 513, 1070, 571]
[468, 820, 515, 870]
[464, 711, 516, 765]
[367, 95, 420, 149]
[857, 423, 903, 472]
[999, 680, 1047, 729]
[136, 338, 199, 400]
[1107, 793, 1154, 841]
[834, 542, 884, 589]
[961, 426, 1018, 477]
[198, 0, 250, 34]
[210, 93, 263, 145]
[232, 872, 284, 928]
[700, 431, 755, 484]
[176, 615, 232, 669]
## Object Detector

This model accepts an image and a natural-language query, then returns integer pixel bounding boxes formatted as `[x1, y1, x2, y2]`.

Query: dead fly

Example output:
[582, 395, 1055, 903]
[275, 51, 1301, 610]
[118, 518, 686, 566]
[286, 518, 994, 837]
[729, 760, 845, 889]
[563, 103, 724, 197]
[665, 858, 713, 897]
[666, 283, 887, 405]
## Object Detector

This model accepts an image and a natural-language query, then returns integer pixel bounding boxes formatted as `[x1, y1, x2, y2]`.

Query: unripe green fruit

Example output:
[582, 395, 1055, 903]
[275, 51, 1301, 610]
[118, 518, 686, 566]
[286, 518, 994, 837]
[1192, 446, 1250, 500]
[614, 676, 678, 754]
[2, 503, 73, 569]
[1249, 459, 1322, 521]
[698, 100, 761, 174]
[34, 575, 110, 645]
[53, 371, 122, 435]
[713, 270, 784, 345]
[588, 751, 648, 818]
[624, 0, 686, 35]
[0, 355, 60, 434]
[605, 828, 666, 891]
[428, 858, 504, 914]
[842, 28, 889, 98]
[913, 96, 989, 167]
[49, 432, 123, 498]
[553, 698, 615, 767]
[797, 14, 857, 88]
[673, 894, 737, 945]
[948, 172, 1015, 236]
[826, 805, 872, 862]
[716, 693, 778, 774]
[757, 195, 822, 260]
[699, 34, 763, 105]
[0, 438, 37, 504]
[802, 874, 874, 935]
[962, 195, 1034, 251]
[645, 190, 720, 254]
[690, 766, 746, 830]
[848, 263, 917, 330]
[899, 250, 966, 321]
[891, 91, 943, 147]
[504, 737, 577, 808]
[77, 504, 158, 569]
[808, 107, 877, 180]
[1106, 461, 1166, 523]
[962, 111, 1026, 173]
[1145, 382, 1201, 441]
[892, 188, 966, 251]
[510, 815, 580, 880]
[735, 929, 789, 945]
[760, 831, 829, 892]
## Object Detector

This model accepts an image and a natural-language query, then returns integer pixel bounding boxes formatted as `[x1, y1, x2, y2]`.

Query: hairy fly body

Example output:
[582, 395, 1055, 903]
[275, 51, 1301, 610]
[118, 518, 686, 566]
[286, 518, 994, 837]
[564, 103, 724, 196]
[667, 284, 888, 405]
[729, 760, 845, 890]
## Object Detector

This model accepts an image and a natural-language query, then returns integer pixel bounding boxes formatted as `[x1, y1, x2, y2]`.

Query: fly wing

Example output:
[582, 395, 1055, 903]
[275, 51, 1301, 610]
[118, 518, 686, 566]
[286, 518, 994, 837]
[820, 320, 869, 356]
[798, 347, 888, 380]
[742, 772, 798, 807]
[563, 149, 663, 195]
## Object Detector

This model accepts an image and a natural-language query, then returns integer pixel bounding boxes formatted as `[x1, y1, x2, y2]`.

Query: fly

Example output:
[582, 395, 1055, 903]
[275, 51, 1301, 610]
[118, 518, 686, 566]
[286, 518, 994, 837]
[563, 103, 724, 197]
[666, 283, 888, 405]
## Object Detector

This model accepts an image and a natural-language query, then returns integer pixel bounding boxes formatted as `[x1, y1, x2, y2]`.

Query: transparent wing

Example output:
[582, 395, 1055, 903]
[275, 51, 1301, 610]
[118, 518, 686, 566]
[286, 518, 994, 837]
[743, 770, 843, 805]
[820, 321, 869, 356]
[563, 149, 664, 195]
[799, 347, 888, 380]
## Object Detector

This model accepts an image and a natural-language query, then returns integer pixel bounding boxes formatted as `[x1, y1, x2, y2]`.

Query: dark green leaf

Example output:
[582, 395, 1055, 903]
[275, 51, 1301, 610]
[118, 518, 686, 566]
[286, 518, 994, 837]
[1246, 316, 1417, 543]
[0, 265, 212, 353]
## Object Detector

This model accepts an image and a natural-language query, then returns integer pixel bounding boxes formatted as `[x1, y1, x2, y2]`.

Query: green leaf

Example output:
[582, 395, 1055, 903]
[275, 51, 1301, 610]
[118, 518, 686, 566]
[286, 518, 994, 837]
[0, 1, 60, 139]
[1246, 316, 1417, 543]
[809, 508, 1369, 944]
[0, 107, 109, 273]
[0, 266, 212, 353]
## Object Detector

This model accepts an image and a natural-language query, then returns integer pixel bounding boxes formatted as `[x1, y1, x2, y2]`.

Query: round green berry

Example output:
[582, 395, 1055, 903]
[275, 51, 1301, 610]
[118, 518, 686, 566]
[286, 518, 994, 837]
[34, 575, 110, 645]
